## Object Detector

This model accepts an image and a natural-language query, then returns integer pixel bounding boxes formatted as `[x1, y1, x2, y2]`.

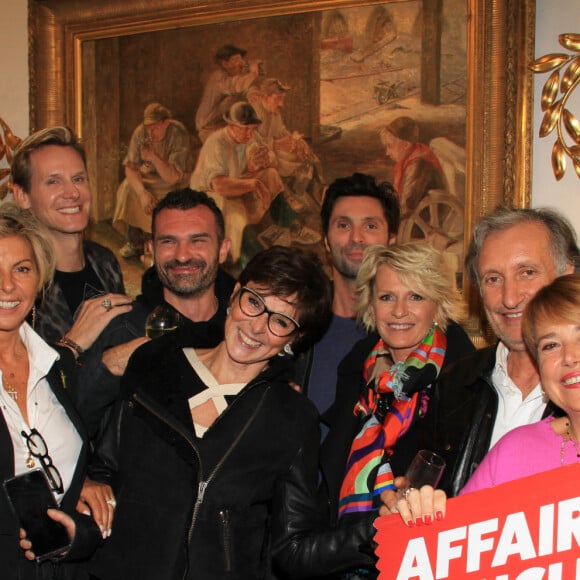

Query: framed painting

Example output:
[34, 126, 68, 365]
[28, 0, 535, 333]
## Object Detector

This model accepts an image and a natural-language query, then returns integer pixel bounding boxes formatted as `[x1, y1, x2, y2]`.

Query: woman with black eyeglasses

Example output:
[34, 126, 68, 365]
[0, 203, 102, 580]
[55, 245, 380, 580]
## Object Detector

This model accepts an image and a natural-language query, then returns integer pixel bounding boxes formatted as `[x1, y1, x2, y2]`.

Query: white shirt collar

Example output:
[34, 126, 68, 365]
[494, 341, 510, 374]
[494, 341, 541, 394]
[19, 322, 60, 389]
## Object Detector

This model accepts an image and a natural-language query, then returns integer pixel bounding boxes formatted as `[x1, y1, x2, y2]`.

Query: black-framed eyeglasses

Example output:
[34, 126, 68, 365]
[238, 287, 300, 338]
[21, 428, 64, 494]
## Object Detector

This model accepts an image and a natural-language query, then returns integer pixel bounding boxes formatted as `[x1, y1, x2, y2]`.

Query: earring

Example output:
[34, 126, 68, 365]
[226, 307, 231, 316]
[283, 343, 294, 356]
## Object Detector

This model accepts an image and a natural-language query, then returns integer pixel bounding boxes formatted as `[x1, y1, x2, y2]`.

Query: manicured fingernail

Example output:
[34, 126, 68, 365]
[436, 511, 443, 521]
[407, 520, 415, 528]
[81, 509, 90, 516]
[415, 517, 424, 526]
[424, 514, 432, 525]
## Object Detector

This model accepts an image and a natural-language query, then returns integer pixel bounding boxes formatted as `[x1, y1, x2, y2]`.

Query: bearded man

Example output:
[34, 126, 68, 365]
[74, 188, 235, 440]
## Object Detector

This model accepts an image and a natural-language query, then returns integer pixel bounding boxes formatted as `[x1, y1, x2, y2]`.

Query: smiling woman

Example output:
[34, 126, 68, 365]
[0, 203, 102, 579]
[332, 243, 472, 526]
[80, 245, 398, 579]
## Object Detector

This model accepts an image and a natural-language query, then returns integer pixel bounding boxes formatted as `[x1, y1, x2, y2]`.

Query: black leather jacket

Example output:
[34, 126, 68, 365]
[70, 267, 236, 440]
[88, 331, 375, 580]
[33, 241, 125, 345]
[426, 344, 561, 497]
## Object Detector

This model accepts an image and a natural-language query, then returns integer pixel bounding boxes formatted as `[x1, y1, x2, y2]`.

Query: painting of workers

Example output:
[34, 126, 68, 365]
[113, 103, 194, 258]
[195, 44, 263, 143]
[76, 0, 467, 283]
[190, 101, 320, 271]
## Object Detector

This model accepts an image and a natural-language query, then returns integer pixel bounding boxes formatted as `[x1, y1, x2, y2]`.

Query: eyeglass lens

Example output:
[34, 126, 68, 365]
[238, 288, 298, 337]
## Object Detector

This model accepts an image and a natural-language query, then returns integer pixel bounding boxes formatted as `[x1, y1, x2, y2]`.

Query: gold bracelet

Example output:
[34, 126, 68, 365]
[59, 336, 84, 359]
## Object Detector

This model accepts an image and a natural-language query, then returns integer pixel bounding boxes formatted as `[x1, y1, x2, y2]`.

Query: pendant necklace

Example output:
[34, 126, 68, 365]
[560, 420, 580, 465]
[25, 450, 36, 468]
[1, 368, 37, 468]
[2, 371, 18, 401]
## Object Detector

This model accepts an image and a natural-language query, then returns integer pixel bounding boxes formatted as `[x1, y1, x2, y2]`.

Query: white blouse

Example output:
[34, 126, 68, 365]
[0, 322, 82, 504]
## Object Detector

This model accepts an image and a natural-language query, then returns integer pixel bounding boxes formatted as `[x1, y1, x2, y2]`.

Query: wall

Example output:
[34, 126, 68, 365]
[0, 0, 579, 234]
[532, 0, 580, 234]
[0, 0, 28, 138]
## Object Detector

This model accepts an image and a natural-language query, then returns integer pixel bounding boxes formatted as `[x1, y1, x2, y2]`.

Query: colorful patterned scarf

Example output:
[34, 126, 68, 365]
[338, 326, 447, 517]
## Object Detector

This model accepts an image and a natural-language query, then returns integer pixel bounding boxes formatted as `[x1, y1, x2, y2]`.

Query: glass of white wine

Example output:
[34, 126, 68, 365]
[145, 305, 180, 339]
[397, 450, 446, 498]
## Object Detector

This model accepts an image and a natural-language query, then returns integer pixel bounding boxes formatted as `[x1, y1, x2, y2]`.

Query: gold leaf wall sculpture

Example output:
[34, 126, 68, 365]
[532, 33, 580, 180]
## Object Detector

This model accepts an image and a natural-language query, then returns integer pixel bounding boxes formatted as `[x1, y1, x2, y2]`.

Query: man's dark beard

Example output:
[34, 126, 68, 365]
[332, 243, 366, 280]
[158, 258, 218, 298]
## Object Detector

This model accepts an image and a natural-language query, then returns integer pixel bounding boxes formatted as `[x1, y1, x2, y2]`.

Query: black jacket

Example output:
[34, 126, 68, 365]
[88, 331, 374, 580]
[70, 267, 236, 439]
[0, 353, 101, 580]
[426, 344, 561, 497]
[33, 241, 125, 345]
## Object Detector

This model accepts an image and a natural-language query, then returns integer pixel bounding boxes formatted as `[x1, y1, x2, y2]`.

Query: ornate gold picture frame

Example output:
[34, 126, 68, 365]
[29, 0, 535, 327]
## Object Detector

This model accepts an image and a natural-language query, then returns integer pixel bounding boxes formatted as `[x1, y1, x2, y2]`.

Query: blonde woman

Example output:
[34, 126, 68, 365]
[320, 242, 474, 575]
[0, 203, 102, 580]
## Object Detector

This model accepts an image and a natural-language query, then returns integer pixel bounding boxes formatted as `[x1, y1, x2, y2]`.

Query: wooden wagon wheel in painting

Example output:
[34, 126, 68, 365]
[398, 190, 465, 287]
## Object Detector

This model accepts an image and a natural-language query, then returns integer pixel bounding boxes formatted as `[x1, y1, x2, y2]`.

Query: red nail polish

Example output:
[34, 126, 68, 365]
[407, 520, 415, 528]
[424, 514, 432, 525]
[436, 511, 443, 521]
[415, 517, 424, 526]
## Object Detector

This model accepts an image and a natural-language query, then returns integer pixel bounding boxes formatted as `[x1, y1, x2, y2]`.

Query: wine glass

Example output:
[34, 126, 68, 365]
[397, 449, 446, 497]
[145, 305, 180, 339]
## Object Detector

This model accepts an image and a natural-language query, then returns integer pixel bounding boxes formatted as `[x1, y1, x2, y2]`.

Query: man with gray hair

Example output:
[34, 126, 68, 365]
[430, 206, 578, 496]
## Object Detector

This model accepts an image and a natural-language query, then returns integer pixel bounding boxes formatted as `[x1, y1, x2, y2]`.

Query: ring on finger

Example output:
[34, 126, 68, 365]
[101, 298, 113, 311]
[403, 487, 415, 500]
[106, 497, 117, 508]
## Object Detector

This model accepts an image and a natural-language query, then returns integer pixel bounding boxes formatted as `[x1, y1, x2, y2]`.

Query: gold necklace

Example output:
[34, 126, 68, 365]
[560, 420, 580, 464]
[2, 372, 18, 401]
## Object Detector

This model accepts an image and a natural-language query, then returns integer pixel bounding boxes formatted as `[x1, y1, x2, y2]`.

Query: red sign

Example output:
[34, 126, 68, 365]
[374, 463, 580, 579]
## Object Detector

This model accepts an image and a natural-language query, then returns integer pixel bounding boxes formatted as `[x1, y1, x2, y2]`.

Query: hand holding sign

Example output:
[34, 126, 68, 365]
[374, 463, 580, 579]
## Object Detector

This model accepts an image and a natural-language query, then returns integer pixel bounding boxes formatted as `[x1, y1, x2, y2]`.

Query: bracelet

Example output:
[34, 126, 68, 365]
[58, 336, 85, 360]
